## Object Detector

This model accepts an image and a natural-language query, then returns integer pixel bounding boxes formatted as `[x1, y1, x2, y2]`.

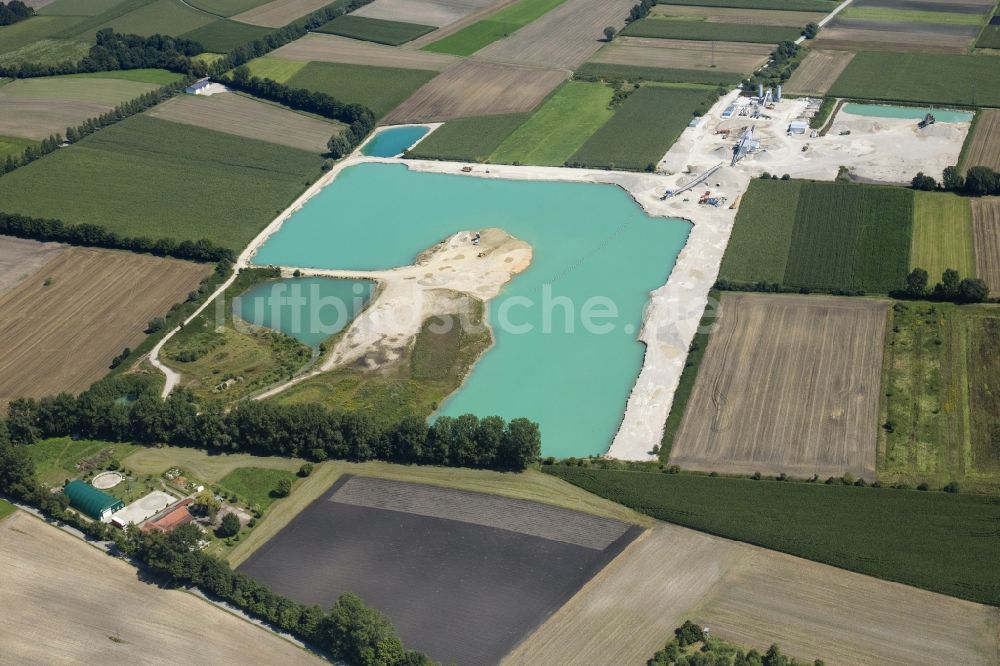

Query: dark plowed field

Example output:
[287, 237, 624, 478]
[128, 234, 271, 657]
[238, 475, 641, 665]
[854, 0, 994, 13]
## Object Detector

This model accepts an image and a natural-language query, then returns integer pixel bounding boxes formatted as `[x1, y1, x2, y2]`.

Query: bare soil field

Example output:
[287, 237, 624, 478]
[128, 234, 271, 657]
[231, 0, 334, 27]
[670, 294, 887, 480]
[963, 108, 1000, 172]
[270, 32, 458, 69]
[473, 0, 636, 69]
[652, 4, 827, 25]
[404, 0, 520, 48]
[0, 236, 64, 295]
[506, 522, 1000, 666]
[784, 49, 855, 96]
[814, 17, 978, 51]
[148, 92, 341, 152]
[238, 475, 640, 665]
[0, 511, 321, 665]
[0, 77, 159, 140]
[355, 0, 502, 27]
[972, 198, 1000, 292]
[381, 59, 567, 123]
[590, 37, 771, 73]
[0, 247, 210, 406]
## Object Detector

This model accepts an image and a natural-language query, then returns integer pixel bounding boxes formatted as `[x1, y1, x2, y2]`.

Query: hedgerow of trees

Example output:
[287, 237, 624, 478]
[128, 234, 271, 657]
[900, 267, 989, 303]
[0, 424, 431, 666]
[0, 211, 234, 263]
[0, 0, 31, 26]
[649, 620, 824, 666]
[6, 377, 541, 471]
[745, 41, 800, 92]
[912, 166, 1000, 197]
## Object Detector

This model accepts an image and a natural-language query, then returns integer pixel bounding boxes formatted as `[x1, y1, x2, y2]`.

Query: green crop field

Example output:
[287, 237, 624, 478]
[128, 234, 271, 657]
[828, 52, 1000, 107]
[245, 56, 307, 83]
[490, 82, 614, 166]
[61, 69, 185, 85]
[95, 0, 216, 38]
[0, 135, 37, 161]
[185, 0, 270, 17]
[621, 18, 801, 43]
[28, 438, 138, 486]
[842, 6, 984, 25]
[0, 16, 87, 55]
[575, 63, 742, 86]
[911, 192, 974, 279]
[722, 180, 913, 293]
[286, 61, 436, 118]
[315, 15, 435, 45]
[656, 0, 837, 10]
[719, 179, 801, 283]
[218, 467, 298, 510]
[0, 499, 13, 522]
[422, 0, 568, 56]
[39, 0, 129, 15]
[544, 466, 1000, 606]
[881, 303, 1000, 493]
[977, 25, 1000, 49]
[406, 113, 530, 162]
[0, 115, 324, 250]
[569, 85, 716, 171]
[180, 19, 272, 52]
[0, 38, 90, 66]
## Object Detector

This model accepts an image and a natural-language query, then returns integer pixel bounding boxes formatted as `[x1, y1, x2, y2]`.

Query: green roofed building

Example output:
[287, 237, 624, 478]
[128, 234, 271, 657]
[63, 480, 124, 521]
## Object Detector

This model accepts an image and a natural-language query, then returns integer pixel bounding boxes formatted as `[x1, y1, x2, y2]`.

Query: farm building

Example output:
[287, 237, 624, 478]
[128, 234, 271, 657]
[63, 480, 124, 522]
[185, 78, 212, 95]
[141, 499, 195, 534]
[110, 491, 175, 529]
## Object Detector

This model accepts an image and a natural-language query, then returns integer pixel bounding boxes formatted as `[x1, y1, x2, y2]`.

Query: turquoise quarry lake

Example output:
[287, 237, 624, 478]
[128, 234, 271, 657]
[252, 163, 690, 458]
[843, 103, 973, 123]
[361, 126, 430, 157]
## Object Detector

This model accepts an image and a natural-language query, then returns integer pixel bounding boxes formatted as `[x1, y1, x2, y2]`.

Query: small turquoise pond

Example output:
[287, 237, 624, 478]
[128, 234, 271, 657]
[361, 126, 430, 157]
[252, 163, 691, 458]
[843, 103, 973, 123]
[234, 277, 374, 348]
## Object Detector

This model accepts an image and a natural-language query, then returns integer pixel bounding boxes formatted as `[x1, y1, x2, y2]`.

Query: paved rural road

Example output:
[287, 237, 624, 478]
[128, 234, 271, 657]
[796, 0, 855, 44]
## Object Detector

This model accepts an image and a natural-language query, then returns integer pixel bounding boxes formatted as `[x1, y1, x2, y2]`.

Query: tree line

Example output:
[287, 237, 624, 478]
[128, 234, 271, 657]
[0, 0, 31, 26]
[0, 80, 189, 177]
[222, 67, 376, 158]
[0, 29, 204, 78]
[6, 379, 541, 471]
[0, 425, 431, 666]
[0, 211, 234, 263]
[912, 165, 1000, 197]
[745, 41, 799, 92]
[899, 267, 988, 303]
[650, 620, 823, 666]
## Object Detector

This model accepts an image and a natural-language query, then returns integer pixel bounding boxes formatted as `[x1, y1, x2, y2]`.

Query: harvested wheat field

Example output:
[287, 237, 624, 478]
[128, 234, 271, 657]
[590, 37, 771, 73]
[505, 522, 1000, 666]
[963, 109, 1000, 172]
[973, 198, 1000, 293]
[0, 511, 321, 665]
[0, 236, 64, 295]
[231, 0, 333, 27]
[148, 92, 341, 152]
[474, 0, 636, 69]
[354, 0, 501, 27]
[270, 32, 457, 70]
[785, 49, 855, 96]
[0, 247, 210, 406]
[652, 5, 826, 25]
[381, 59, 567, 123]
[814, 19, 977, 52]
[0, 77, 160, 140]
[670, 293, 887, 480]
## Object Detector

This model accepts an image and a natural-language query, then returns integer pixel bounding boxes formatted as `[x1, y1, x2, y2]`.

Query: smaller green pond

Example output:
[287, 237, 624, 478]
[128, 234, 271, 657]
[843, 103, 973, 123]
[233, 277, 374, 348]
[361, 126, 430, 157]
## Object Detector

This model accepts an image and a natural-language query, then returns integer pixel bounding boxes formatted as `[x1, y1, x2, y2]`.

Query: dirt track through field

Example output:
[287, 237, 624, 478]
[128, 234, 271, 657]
[0, 236, 64, 295]
[231, 0, 333, 26]
[591, 37, 771, 73]
[785, 49, 855, 96]
[473, 0, 636, 69]
[355, 0, 501, 27]
[972, 198, 1000, 293]
[506, 522, 1000, 665]
[0, 512, 321, 665]
[270, 32, 458, 69]
[963, 109, 1000, 172]
[381, 59, 567, 123]
[670, 293, 887, 480]
[0, 247, 210, 407]
[148, 93, 341, 152]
